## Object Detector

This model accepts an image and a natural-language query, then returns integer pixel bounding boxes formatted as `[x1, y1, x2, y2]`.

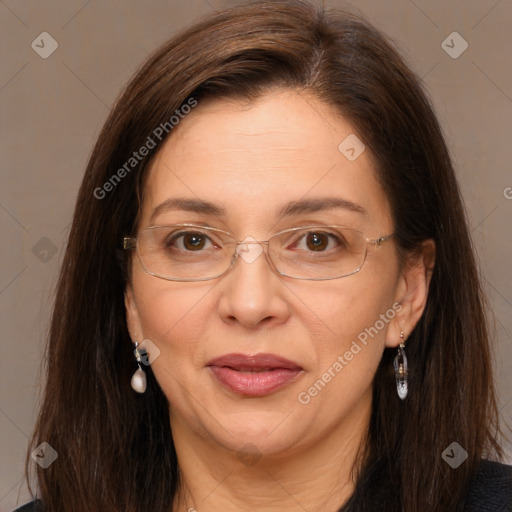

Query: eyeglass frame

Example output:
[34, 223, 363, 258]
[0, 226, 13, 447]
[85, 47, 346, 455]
[123, 223, 394, 282]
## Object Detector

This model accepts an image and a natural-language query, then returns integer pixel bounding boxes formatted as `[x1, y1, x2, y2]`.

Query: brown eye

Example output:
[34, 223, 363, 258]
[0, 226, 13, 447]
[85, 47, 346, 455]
[182, 233, 206, 251]
[291, 231, 342, 253]
[167, 231, 213, 252]
[305, 232, 329, 251]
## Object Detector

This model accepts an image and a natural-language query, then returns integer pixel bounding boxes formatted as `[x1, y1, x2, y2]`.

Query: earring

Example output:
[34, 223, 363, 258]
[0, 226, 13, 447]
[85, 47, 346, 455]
[131, 340, 147, 393]
[393, 331, 408, 400]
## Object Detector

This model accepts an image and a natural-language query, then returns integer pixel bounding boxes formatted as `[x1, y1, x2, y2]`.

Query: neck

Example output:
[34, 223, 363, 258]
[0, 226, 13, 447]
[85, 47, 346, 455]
[171, 392, 372, 512]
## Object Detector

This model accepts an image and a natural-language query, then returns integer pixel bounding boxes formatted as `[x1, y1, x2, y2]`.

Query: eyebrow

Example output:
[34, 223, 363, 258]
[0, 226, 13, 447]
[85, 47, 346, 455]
[149, 196, 366, 223]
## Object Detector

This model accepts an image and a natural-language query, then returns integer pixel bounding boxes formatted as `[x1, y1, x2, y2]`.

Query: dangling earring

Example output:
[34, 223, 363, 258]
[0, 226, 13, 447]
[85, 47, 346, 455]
[131, 340, 147, 393]
[393, 331, 408, 400]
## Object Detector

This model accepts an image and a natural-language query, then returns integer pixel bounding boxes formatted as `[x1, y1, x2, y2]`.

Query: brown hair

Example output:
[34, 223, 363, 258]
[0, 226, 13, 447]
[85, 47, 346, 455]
[25, 1, 505, 510]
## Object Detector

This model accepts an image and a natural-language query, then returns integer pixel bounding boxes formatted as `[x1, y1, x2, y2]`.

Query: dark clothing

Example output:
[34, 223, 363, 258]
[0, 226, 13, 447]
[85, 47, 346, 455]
[12, 459, 512, 511]
[12, 501, 42, 512]
[464, 459, 512, 512]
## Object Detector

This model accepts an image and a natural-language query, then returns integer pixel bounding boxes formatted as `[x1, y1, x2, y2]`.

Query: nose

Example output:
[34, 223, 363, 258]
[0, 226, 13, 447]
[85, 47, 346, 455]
[216, 238, 291, 329]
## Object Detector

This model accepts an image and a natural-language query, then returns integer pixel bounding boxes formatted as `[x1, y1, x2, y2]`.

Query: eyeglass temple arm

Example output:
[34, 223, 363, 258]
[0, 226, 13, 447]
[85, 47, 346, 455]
[123, 237, 137, 250]
[372, 233, 394, 246]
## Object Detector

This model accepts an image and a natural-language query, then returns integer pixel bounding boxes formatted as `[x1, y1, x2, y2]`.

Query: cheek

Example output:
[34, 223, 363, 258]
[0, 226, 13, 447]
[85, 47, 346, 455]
[132, 271, 217, 362]
[132, 277, 219, 420]
[291, 284, 394, 427]
[290, 270, 396, 349]
[289, 271, 397, 396]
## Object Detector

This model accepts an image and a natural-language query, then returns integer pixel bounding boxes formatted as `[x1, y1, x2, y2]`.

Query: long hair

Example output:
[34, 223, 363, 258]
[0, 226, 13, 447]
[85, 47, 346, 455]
[25, 1, 504, 510]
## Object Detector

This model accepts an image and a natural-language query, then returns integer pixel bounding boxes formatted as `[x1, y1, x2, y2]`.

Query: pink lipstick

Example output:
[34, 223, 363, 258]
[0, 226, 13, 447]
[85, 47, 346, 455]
[206, 353, 303, 397]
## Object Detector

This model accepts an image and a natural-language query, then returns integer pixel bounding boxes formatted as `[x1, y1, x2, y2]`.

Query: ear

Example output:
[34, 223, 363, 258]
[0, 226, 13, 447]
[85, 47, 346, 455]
[125, 283, 143, 342]
[385, 239, 436, 348]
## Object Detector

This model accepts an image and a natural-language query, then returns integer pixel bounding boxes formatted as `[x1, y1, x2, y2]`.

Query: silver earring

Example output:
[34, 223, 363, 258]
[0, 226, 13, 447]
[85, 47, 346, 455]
[393, 331, 408, 400]
[131, 341, 147, 393]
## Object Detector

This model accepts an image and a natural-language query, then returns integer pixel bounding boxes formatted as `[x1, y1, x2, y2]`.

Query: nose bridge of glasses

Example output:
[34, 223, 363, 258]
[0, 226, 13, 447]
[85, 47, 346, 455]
[236, 239, 270, 247]
[232, 236, 271, 266]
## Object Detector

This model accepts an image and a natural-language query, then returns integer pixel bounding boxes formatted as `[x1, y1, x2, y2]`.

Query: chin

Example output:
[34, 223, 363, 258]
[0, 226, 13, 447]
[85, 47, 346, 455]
[203, 408, 307, 457]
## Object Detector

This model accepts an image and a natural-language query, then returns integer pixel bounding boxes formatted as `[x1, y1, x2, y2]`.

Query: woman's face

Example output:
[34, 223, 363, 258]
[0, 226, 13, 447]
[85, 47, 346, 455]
[126, 89, 419, 460]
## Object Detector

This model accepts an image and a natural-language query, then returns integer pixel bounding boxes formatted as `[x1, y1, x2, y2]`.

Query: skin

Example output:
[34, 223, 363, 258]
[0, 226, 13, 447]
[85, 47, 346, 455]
[125, 89, 435, 511]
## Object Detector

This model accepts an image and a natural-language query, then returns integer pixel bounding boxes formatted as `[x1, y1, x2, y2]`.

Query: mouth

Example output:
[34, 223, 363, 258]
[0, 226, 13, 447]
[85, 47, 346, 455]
[206, 353, 304, 397]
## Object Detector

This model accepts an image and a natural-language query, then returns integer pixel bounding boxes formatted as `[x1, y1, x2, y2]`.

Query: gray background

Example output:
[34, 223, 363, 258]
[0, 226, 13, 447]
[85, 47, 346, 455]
[1, 0, 511, 509]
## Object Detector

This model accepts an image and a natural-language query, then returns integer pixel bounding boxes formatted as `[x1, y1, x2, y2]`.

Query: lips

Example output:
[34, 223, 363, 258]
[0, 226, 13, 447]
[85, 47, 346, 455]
[206, 353, 303, 397]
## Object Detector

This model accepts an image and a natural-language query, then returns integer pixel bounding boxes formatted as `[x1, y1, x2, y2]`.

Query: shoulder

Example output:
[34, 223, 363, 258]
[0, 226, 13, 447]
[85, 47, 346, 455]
[465, 459, 512, 512]
[11, 499, 44, 512]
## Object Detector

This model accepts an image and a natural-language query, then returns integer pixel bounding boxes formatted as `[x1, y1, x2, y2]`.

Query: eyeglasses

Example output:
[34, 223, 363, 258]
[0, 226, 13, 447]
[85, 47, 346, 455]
[123, 224, 394, 282]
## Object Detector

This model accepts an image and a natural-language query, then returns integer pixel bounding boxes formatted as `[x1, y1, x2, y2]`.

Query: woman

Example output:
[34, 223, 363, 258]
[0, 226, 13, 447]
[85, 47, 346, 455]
[15, 1, 511, 511]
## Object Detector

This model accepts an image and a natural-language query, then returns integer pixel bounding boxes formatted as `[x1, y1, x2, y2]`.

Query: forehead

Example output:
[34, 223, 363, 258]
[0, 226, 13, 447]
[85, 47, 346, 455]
[141, 89, 392, 232]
